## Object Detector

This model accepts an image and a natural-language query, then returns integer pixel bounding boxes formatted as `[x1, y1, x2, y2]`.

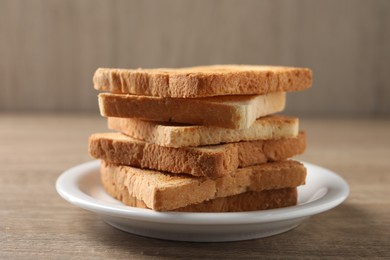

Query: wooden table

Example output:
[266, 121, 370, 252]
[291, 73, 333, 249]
[1, 114, 389, 258]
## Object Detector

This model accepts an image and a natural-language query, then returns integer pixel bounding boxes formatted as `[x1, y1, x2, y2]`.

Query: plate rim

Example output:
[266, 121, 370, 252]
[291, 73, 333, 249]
[56, 160, 349, 225]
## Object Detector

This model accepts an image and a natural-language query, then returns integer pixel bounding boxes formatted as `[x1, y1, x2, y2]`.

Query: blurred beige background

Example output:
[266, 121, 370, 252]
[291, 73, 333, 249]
[0, 0, 389, 116]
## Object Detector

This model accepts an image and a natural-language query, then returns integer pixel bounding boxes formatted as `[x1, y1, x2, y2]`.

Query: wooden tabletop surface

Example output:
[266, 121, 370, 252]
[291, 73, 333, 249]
[1, 114, 389, 259]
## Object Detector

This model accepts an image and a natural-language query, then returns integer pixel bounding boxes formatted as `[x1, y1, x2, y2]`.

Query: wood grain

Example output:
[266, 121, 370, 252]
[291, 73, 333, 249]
[0, 0, 389, 115]
[0, 114, 389, 258]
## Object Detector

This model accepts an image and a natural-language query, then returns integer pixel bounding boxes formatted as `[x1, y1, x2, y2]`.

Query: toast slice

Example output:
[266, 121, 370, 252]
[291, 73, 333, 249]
[98, 92, 285, 129]
[93, 65, 312, 98]
[108, 115, 299, 147]
[175, 188, 297, 212]
[104, 186, 297, 212]
[89, 132, 306, 177]
[100, 160, 306, 211]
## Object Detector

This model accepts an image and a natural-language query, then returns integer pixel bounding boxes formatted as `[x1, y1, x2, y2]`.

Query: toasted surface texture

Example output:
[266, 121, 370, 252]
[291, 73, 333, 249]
[99, 92, 285, 129]
[89, 132, 306, 177]
[108, 115, 299, 147]
[103, 185, 297, 212]
[174, 188, 297, 212]
[93, 65, 312, 98]
[100, 160, 306, 211]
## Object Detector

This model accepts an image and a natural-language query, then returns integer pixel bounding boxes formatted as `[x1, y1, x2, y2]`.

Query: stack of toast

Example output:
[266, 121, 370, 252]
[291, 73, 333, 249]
[89, 65, 312, 212]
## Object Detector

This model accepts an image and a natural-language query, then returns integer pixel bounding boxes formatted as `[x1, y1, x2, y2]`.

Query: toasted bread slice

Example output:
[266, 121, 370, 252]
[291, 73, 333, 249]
[174, 188, 297, 212]
[89, 132, 306, 177]
[93, 65, 312, 98]
[104, 186, 297, 212]
[99, 92, 285, 129]
[108, 115, 299, 148]
[100, 160, 306, 211]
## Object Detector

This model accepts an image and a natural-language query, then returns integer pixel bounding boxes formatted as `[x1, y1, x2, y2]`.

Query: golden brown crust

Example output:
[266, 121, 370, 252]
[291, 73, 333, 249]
[107, 115, 299, 147]
[98, 92, 285, 129]
[103, 186, 297, 212]
[90, 133, 239, 178]
[237, 131, 306, 167]
[100, 160, 306, 211]
[93, 65, 312, 98]
[89, 132, 306, 177]
[175, 188, 297, 212]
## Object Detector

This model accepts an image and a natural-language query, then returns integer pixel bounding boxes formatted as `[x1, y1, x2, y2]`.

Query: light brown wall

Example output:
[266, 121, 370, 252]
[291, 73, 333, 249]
[1, 0, 389, 116]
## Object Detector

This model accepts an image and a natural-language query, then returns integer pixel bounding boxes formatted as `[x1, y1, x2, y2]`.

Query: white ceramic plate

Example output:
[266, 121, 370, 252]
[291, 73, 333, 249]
[56, 160, 349, 242]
